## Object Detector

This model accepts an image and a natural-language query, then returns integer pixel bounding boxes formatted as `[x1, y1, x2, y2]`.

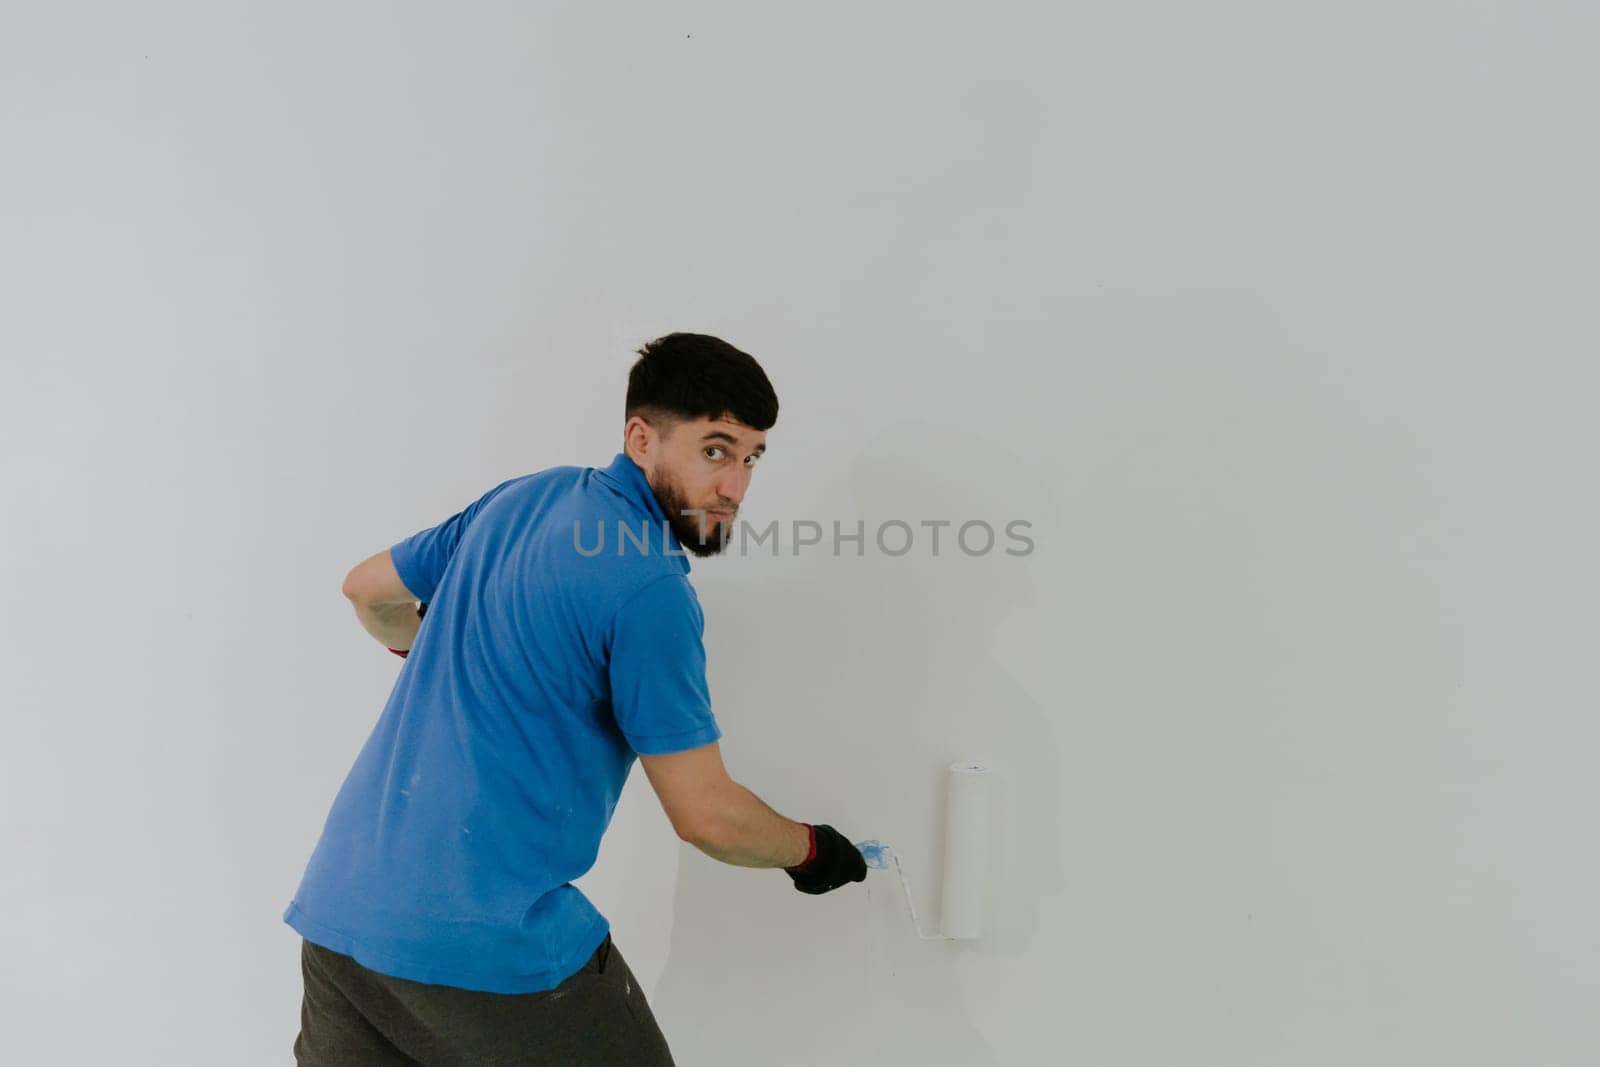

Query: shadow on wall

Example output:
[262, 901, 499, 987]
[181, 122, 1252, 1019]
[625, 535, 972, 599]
[649, 434, 1066, 1065]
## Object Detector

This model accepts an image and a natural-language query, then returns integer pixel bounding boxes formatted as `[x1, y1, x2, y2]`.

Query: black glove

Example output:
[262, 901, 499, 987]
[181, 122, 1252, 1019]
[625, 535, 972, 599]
[785, 824, 868, 895]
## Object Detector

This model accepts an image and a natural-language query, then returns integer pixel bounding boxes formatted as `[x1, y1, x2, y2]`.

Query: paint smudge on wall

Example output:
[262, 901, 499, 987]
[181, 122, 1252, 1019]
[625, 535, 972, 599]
[856, 839, 891, 869]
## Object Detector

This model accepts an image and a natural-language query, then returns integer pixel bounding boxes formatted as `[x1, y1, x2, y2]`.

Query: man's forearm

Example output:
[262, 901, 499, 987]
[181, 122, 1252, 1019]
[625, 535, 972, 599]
[688, 783, 814, 869]
[350, 597, 422, 651]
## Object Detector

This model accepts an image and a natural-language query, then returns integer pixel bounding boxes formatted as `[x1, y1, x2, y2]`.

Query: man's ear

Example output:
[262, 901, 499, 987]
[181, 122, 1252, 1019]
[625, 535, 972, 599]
[623, 415, 653, 463]
[625, 411, 677, 469]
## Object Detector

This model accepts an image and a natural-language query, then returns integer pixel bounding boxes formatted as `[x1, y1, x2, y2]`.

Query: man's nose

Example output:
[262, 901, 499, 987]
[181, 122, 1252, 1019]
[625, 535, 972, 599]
[714, 466, 751, 506]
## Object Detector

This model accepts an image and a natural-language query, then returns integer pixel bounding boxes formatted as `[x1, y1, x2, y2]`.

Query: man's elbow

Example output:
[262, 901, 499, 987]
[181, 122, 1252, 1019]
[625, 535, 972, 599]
[637, 744, 736, 849]
[674, 812, 713, 848]
[341, 582, 382, 608]
[341, 565, 373, 602]
[342, 550, 420, 606]
[673, 803, 731, 850]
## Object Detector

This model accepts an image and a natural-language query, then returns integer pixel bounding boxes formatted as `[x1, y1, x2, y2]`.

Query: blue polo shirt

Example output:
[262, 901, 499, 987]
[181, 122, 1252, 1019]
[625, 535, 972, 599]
[283, 452, 722, 993]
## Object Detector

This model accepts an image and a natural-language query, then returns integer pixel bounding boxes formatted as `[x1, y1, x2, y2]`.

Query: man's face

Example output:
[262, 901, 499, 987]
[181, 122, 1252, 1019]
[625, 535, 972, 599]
[636, 415, 767, 557]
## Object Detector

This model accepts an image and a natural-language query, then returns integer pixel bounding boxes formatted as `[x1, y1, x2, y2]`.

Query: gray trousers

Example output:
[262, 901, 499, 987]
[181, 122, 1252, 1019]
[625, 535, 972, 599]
[294, 934, 675, 1066]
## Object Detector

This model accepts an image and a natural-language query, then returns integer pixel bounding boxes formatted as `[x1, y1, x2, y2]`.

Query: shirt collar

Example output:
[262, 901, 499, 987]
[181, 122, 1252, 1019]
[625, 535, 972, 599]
[593, 451, 691, 569]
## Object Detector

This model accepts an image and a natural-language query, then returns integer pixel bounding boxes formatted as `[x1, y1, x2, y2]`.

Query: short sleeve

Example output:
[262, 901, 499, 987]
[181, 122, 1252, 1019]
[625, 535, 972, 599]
[607, 574, 723, 756]
[389, 478, 517, 604]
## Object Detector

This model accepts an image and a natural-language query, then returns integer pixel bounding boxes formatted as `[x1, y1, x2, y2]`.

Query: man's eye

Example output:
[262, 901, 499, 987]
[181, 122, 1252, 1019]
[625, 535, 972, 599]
[705, 447, 724, 460]
[744, 454, 762, 467]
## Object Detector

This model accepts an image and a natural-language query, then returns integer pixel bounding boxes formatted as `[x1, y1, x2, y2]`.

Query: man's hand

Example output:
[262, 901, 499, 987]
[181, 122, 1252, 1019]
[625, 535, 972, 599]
[785, 824, 868, 894]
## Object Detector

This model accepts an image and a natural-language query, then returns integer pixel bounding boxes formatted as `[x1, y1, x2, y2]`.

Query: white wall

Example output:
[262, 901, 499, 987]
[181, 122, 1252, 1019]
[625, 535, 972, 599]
[3, 2, 1596, 1063]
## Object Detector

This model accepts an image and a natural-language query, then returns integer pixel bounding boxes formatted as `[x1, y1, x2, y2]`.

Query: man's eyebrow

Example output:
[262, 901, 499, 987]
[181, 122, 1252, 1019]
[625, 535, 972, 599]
[701, 432, 766, 454]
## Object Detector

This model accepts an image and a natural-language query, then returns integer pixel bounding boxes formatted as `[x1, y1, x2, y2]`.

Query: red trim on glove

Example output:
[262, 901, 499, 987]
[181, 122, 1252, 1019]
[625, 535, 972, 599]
[389, 648, 409, 658]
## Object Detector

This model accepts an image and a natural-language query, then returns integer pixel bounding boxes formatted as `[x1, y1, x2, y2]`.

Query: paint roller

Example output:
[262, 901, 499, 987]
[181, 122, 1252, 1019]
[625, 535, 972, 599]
[856, 761, 991, 941]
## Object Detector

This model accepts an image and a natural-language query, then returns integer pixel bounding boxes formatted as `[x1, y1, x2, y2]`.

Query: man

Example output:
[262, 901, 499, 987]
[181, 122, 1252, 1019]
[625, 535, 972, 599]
[284, 332, 867, 1065]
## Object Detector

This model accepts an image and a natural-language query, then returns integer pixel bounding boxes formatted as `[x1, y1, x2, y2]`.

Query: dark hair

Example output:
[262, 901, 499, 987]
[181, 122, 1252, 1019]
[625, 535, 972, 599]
[625, 332, 778, 432]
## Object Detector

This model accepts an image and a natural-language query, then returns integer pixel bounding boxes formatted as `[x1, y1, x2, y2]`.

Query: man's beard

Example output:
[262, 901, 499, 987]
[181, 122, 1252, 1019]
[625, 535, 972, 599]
[649, 472, 733, 557]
